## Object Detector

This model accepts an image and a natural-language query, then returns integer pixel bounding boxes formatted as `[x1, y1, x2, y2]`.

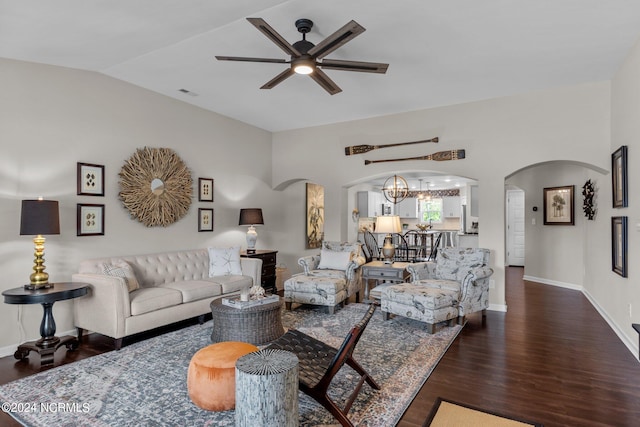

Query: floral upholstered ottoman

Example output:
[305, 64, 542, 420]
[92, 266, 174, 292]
[283, 273, 348, 314]
[380, 283, 458, 334]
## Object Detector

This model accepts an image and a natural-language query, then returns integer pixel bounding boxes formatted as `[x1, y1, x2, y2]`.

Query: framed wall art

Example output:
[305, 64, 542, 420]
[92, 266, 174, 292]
[198, 178, 214, 202]
[543, 185, 575, 225]
[612, 145, 628, 208]
[198, 208, 214, 232]
[306, 182, 324, 249]
[77, 162, 105, 196]
[77, 204, 105, 236]
[612, 216, 627, 277]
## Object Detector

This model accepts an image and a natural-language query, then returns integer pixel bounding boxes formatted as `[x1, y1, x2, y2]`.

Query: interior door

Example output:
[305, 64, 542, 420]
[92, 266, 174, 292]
[506, 189, 525, 266]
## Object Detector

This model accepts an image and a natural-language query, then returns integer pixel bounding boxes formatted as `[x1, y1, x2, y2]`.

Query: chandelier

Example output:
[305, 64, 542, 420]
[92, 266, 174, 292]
[382, 175, 408, 204]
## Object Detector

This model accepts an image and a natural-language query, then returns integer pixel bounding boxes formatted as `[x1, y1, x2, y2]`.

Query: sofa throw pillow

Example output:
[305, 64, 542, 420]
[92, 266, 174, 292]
[100, 259, 140, 292]
[317, 249, 352, 271]
[208, 246, 243, 277]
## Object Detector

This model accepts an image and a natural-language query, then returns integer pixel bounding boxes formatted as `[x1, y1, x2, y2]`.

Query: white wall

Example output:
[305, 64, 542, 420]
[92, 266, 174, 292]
[272, 82, 611, 314]
[584, 35, 640, 352]
[0, 59, 280, 350]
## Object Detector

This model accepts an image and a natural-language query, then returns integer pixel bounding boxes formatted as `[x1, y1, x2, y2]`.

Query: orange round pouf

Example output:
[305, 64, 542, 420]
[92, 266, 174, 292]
[187, 341, 259, 411]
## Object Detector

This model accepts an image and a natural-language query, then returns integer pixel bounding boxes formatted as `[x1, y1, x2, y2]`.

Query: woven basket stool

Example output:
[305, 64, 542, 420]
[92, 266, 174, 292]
[187, 341, 258, 411]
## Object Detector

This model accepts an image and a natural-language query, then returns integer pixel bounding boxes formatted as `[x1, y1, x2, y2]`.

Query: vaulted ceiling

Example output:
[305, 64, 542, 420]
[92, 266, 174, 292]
[3, 1, 640, 132]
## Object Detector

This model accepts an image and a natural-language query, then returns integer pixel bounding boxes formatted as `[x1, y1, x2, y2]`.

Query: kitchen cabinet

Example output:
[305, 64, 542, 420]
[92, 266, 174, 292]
[357, 191, 388, 217]
[442, 196, 461, 218]
[396, 197, 418, 218]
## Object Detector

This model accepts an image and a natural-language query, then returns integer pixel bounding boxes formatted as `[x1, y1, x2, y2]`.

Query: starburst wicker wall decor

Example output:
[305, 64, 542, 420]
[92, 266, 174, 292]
[119, 147, 193, 227]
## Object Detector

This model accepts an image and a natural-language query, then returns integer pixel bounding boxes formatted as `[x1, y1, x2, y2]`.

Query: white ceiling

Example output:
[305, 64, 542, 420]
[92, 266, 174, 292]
[2, 1, 640, 132]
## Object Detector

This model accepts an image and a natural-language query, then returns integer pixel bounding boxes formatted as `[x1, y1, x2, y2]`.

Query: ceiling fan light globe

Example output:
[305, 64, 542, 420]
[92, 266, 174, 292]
[294, 64, 314, 75]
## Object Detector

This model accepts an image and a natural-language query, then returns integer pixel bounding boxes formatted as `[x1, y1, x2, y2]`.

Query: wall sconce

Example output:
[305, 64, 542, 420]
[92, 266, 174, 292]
[239, 208, 264, 253]
[20, 199, 60, 289]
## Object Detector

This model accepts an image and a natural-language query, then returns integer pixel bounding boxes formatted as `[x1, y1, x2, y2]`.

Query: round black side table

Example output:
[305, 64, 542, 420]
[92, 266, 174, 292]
[2, 282, 89, 366]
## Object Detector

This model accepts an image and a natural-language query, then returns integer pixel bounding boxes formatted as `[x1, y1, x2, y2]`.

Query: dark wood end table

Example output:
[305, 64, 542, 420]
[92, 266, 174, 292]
[2, 282, 89, 366]
[240, 249, 278, 294]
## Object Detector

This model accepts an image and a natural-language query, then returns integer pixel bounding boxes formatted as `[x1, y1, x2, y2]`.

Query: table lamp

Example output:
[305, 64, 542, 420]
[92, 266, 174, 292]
[20, 199, 60, 289]
[375, 215, 401, 264]
[239, 208, 264, 253]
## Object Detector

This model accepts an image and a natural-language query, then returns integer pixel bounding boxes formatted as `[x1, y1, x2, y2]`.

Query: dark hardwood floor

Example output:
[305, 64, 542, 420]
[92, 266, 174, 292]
[1, 267, 639, 426]
[398, 267, 640, 427]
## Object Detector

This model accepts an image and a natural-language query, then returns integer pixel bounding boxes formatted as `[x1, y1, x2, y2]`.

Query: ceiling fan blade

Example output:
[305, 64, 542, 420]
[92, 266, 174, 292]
[260, 68, 295, 90]
[215, 55, 287, 64]
[320, 58, 389, 74]
[307, 20, 365, 59]
[309, 68, 342, 95]
[247, 17, 301, 57]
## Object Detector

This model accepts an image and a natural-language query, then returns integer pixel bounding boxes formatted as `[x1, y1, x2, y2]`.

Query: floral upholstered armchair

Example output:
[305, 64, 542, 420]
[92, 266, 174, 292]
[283, 241, 366, 314]
[406, 247, 494, 324]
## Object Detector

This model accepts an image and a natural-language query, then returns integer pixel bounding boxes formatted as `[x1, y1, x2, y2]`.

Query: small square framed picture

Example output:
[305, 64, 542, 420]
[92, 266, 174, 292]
[77, 204, 105, 236]
[77, 162, 105, 196]
[198, 208, 214, 232]
[198, 178, 214, 202]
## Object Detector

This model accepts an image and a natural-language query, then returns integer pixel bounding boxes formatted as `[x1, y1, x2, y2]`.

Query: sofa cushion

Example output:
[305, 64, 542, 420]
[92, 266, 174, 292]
[208, 247, 242, 276]
[414, 279, 461, 293]
[208, 275, 253, 294]
[159, 281, 223, 303]
[100, 259, 140, 292]
[317, 249, 352, 271]
[130, 288, 182, 316]
[306, 269, 347, 280]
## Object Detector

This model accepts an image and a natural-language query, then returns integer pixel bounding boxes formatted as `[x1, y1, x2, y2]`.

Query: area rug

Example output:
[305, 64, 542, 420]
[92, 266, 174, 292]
[0, 303, 461, 427]
[424, 398, 543, 427]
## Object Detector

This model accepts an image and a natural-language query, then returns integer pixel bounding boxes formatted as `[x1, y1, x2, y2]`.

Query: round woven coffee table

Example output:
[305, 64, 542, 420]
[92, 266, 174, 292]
[210, 297, 284, 345]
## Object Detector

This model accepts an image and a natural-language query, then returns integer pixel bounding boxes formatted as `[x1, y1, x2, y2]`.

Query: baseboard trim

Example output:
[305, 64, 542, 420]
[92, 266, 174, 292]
[489, 303, 507, 312]
[523, 275, 639, 362]
[581, 288, 639, 361]
[0, 328, 76, 359]
[522, 275, 583, 291]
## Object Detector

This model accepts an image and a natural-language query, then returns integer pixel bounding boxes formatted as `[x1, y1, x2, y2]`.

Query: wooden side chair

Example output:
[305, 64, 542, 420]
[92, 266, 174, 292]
[427, 232, 443, 261]
[266, 304, 380, 427]
[363, 230, 380, 262]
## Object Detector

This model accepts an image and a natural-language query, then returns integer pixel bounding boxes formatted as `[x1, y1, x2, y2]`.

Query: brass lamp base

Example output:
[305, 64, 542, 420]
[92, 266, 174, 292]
[25, 235, 53, 290]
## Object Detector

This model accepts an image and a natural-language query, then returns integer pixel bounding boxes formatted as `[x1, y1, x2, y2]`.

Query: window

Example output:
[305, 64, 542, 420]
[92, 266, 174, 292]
[419, 198, 443, 223]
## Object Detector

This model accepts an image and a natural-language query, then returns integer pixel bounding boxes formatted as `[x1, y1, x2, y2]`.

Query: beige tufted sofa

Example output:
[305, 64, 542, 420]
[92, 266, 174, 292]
[71, 249, 261, 349]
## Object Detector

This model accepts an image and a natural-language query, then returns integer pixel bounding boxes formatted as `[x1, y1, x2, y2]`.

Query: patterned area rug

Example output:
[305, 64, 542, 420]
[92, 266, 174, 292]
[0, 303, 461, 426]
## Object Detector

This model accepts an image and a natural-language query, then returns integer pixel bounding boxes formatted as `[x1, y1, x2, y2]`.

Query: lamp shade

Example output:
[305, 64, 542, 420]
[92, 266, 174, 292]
[238, 208, 264, 226]
[375, 215, 401, 234]
[20, 200, 60, 236]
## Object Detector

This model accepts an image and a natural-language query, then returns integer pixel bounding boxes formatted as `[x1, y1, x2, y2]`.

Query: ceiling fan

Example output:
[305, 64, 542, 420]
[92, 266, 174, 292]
[215, 18, 389, 95]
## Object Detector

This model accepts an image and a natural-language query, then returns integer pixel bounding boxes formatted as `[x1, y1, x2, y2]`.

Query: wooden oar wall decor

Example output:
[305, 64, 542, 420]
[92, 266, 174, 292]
[364, 149, 465, 165]
[344, 136, 438, 155]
